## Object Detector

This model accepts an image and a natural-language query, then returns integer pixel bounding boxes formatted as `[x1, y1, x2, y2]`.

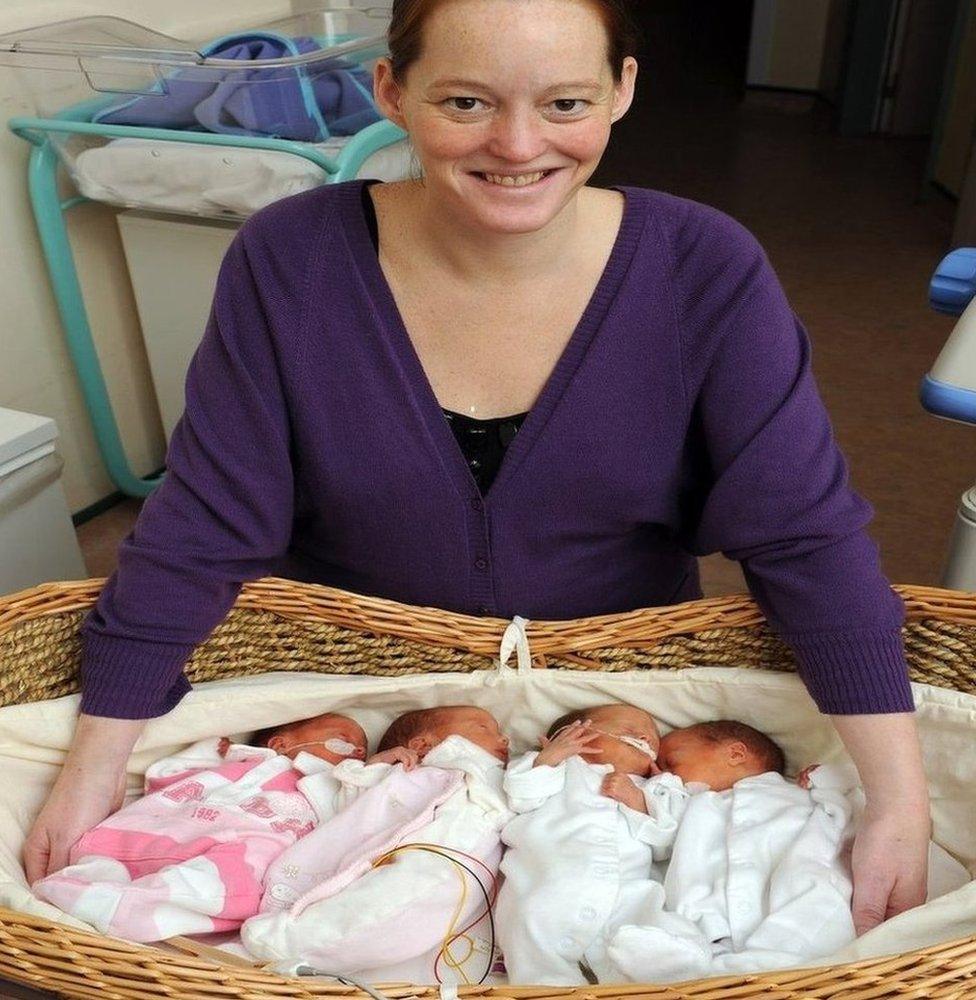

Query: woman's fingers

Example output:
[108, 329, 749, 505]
[850, 808, 928, 935]
[851, 867, 896, 935]
[22, 832, 49, 886]
[44, 836, 72, 881]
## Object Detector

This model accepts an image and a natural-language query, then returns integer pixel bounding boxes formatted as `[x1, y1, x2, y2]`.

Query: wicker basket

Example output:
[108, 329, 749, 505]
[0, 577, 975, 1000]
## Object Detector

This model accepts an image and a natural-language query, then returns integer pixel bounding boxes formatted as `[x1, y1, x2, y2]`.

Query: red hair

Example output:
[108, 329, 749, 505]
[388, 0, 641, 84]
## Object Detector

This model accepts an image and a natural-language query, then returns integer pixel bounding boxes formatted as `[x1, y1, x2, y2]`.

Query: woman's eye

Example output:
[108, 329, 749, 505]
[552, 99, 587, 114]
[447, 97, 483, 112]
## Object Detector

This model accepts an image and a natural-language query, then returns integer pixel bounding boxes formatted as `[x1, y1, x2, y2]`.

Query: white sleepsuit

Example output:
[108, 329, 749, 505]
[607, 765, 861, 981]
[496, 751, 691, 985]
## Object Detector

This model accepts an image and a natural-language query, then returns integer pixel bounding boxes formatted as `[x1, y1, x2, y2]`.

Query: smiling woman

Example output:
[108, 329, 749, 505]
[373, 0, 638, 237]
[24, 0, 931, 973]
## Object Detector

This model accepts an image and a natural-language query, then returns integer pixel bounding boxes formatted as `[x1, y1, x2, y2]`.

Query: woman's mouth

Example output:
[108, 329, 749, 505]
[471, 169, 558, 189]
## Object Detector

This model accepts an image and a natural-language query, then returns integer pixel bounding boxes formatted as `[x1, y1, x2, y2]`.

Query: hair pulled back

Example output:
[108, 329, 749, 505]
[387, 0, 641, 84]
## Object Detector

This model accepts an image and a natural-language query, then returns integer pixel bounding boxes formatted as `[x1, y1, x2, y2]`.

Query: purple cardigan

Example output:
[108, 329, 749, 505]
[80, 181, 913, 719]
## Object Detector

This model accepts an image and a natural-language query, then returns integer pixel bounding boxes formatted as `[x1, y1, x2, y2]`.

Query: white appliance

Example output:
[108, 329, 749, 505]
[0, 407, 87, 596]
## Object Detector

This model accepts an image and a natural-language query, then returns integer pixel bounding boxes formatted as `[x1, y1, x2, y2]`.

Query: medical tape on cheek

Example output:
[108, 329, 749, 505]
[616, 734, 657, 758]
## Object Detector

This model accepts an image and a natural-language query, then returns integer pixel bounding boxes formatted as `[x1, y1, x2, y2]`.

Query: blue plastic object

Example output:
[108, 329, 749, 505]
[929, 247, 976, 315]
[920, 374, 976, 424]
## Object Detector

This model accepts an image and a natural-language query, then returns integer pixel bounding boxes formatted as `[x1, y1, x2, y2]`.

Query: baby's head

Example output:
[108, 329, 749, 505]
[256, 712, 368, 766]
[547, 703, 660, 776]
[657, 720, 784, 791]
[379, 705, 509, 762]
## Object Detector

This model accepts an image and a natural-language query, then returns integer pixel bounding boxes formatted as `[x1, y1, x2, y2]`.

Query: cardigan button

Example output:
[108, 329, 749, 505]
[474, 557, 488, 571]
[470, 497, 484, 512]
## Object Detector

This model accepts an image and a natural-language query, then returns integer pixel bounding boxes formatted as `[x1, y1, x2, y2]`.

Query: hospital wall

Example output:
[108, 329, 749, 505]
[0, 1, 292, 515]
[747, 0, 833, 92]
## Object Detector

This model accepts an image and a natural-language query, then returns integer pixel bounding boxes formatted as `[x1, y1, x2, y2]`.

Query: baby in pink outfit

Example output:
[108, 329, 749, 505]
[32, 711, 396, 943]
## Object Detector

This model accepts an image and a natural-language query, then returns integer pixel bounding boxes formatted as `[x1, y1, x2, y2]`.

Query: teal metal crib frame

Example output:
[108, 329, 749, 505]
[8, 103, 406, 497]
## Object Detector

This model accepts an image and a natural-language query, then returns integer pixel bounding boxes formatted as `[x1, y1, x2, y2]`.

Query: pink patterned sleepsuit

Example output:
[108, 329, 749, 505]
[34, 738, 366, 942]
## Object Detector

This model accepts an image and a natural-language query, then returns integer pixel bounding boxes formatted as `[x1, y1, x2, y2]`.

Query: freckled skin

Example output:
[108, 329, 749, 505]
[372, 0, 639, 237]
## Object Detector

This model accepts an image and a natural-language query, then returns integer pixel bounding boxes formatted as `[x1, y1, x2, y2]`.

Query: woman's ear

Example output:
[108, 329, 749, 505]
[610, 57, 638, 124]
[373, 58, 408, 128]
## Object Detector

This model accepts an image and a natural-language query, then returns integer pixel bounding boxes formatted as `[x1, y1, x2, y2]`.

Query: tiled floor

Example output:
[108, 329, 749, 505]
[76, 86, 962, 599]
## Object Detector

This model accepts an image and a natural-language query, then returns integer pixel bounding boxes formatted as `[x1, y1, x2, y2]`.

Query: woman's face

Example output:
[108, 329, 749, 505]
[374, 0, 637, 234]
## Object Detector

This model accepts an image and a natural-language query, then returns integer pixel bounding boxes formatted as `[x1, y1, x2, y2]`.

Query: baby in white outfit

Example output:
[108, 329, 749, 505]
[496, 703, 688, 985]
[608, 722, 967, 982]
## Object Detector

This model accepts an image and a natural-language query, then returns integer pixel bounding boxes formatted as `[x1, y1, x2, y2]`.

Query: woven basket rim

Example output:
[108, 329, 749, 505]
[2, 577, 976, 655]
[2, 904, 976, 999]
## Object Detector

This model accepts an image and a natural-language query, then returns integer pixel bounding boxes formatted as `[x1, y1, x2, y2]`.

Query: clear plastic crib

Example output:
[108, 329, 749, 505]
[1, 6, 408, 497]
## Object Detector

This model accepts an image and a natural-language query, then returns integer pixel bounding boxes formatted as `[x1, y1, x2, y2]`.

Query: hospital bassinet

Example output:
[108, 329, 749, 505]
[0, 578, 975, 999]
[1, 8, 409, 501]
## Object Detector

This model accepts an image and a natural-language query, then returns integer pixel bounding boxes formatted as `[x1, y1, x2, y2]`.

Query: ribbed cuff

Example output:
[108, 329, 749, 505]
[80, 633, 195, 719]
[784, 627, 915, 715]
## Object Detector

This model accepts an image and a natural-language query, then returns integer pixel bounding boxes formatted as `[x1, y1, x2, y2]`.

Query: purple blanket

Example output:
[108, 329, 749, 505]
[94, 32, 381, 140]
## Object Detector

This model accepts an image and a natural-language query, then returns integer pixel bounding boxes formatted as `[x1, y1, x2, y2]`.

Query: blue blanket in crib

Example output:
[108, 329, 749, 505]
[94, 31, 381, 141]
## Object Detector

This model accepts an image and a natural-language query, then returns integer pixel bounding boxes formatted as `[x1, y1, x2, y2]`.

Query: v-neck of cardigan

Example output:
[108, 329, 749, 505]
[343, 178, 644, 505]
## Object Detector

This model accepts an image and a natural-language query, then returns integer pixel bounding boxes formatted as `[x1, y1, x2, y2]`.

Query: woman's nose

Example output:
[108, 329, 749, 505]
[486, 108, 547, 163]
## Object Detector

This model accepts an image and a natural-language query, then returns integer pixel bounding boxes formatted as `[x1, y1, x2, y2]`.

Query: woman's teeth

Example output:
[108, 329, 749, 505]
[481, 171, 549, 187]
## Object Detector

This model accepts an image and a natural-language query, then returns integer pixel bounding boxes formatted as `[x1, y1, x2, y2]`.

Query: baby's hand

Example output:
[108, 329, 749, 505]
[601, 773, 647, 813]
[367, 747, 420, 770]
[536, 720, 602, 768]
[796, 764, 820, 789]
[217, 737, 231, 758]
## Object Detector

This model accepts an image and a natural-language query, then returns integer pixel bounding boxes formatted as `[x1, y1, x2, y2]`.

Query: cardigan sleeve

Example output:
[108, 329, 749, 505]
[670, 201, 913, 714]
[79, 224, 298, 719]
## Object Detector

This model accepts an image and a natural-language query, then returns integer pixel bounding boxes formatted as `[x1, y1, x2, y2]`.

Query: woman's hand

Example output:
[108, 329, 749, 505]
[23, 765, 126, 885]
[850, 800, 930, 935]
[23, 714, 146, 886]
[830, 712, 930, 935]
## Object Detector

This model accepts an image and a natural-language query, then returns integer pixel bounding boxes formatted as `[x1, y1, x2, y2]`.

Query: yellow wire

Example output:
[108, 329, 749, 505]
[370, 844, 480, 984]
[371, 844, 470, 984]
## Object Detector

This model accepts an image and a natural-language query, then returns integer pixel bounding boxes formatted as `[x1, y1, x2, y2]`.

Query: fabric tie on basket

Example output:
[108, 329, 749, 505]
[490, 616, 532, 684]
[93, 32, 382, 140]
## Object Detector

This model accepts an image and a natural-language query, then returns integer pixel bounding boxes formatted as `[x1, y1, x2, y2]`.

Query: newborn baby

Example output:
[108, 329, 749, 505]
[241, 704, 513, 986]
[33, 712, 371, 942]
[496, 702, 691, 985]
[609, 720, 859, 982]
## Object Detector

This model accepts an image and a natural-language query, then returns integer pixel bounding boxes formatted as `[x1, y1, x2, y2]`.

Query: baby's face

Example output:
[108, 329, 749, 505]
[574, 705, 660, 776]
[273, 713, 368, 765]
[657, 729, 744, 791]
[431, 706, 510, 762]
